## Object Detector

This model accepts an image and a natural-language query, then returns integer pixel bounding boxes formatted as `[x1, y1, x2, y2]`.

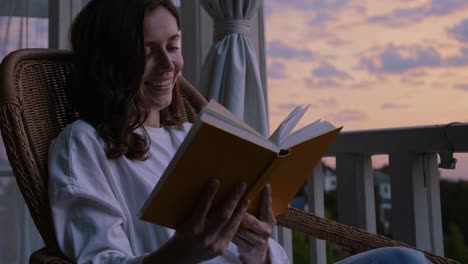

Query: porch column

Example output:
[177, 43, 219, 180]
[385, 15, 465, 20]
[336, 154, 376, 233]
[390, 153, 444, 255]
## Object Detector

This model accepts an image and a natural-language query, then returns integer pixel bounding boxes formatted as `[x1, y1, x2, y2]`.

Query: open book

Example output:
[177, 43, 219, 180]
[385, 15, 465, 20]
[140, 100, 342, 229]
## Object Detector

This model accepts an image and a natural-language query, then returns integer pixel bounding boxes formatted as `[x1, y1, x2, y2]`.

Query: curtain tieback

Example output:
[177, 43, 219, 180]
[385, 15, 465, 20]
[214, 19, 250, 40]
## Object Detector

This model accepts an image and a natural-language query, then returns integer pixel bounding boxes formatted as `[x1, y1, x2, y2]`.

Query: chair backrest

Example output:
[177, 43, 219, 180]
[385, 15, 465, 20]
[0, 48, 207, 253]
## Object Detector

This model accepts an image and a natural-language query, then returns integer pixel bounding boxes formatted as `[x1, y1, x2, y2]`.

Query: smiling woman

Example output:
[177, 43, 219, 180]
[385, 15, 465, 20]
[140, 6, 183, 128]
[47, 0, 289, 263]
[69, 0, 184, 160]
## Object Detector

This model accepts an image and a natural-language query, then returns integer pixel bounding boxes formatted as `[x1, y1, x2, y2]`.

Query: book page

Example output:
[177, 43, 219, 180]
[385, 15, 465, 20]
[269, 105, 309, 146]
[280, 120, 337, 149]
[202, 100, 277, 151]
[204, 100, 265, 138]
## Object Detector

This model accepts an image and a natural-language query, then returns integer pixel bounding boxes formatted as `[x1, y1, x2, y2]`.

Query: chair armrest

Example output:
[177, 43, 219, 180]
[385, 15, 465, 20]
[277, 208, 459, 264]
[28, 208, 457, 263]
[30, 247, 73, 264]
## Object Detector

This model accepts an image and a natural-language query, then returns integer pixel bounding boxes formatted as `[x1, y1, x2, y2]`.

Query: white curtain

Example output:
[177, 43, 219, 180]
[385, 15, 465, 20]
[196, 2, 294, 258]
[198, 0, 269, 136]
[0, 0, 47, 263]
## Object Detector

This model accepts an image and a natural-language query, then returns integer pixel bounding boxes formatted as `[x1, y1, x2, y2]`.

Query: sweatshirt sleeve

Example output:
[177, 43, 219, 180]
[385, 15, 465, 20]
[267, 237, 290, 264]
[48, 121, 144, 264]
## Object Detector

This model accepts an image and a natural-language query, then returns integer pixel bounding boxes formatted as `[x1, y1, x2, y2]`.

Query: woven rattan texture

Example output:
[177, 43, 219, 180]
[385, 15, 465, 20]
[0, 49, 208, 263]
[278, 208, 459, 264]
[20, 61, 78, 180]
[1, 59, 80, 254]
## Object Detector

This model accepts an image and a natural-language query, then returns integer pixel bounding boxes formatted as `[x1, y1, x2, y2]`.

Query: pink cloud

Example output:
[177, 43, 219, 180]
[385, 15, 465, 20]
[325, 109, 367, 123]
[367, 0, 468, 27]
[267, 40, 316, 61]
[313, 62, 351, 79]
[381, 102, 410, 110]
[453, 84, 468, 91]
[319, 98, 337, 107]
[304, 77, 340, 89]
[360, 44, 442, 74]
[267, 61, 287, 79]
[448, 19, 468, 43]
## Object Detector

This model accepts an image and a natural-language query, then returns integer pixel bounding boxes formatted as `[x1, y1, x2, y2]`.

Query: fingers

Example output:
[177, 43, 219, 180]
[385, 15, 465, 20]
[206, 182, 247, 231]
[259, 184, 276, 225]
[242, 213, 272, 239]
[232, 229, 270, 264]
[232, 234, 251, 249]
[175, 181, 268, 262]
[218, 198, 250, 240]
[190, 178, 220, 228]
[234, 228, 267, 247]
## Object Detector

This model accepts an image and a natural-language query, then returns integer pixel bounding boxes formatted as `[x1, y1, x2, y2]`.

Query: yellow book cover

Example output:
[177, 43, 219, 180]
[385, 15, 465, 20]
[140, 100, 342, 229]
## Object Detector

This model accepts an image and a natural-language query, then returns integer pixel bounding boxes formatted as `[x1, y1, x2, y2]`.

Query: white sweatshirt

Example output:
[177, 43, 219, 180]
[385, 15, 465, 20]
[48, 120, 289, 264]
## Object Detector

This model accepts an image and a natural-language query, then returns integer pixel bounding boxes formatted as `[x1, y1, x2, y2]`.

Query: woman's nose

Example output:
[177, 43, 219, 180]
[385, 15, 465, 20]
[157, 51, 174, 71]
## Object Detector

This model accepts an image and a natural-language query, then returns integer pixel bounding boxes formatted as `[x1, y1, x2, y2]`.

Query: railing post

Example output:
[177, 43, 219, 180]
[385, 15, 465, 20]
[426, 154, 444, 256]
[336, 154, 376, 233]
[307, 163, 326, 264]
[275, 226, 293, 262]
[389, 153, 444, 254]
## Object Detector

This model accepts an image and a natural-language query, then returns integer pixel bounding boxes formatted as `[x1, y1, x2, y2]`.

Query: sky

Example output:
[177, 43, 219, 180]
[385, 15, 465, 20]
[263, 0, 468, 180]
[1, 0, 467, 180]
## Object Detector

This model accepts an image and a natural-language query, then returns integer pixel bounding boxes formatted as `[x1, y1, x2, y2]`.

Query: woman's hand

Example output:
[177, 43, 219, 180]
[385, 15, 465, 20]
[232, 184, 276, 264]
[155, 178, 250, 263]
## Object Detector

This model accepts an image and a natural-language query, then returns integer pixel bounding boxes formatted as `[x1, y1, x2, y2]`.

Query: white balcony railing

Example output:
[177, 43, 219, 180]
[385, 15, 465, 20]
[306, 123, 468, 263]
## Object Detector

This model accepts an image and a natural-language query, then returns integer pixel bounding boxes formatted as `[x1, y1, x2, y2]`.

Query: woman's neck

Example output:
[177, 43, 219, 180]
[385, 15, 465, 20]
[143, 110, 161, 128]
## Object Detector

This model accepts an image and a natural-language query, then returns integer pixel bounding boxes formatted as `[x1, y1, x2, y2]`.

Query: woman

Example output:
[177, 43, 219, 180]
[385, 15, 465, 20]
[48, 0, 432, 263]
[48, 0, 288, 263]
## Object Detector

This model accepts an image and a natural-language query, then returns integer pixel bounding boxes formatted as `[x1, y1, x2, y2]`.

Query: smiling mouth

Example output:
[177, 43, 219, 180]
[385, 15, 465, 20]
[144, 79, 172, 88]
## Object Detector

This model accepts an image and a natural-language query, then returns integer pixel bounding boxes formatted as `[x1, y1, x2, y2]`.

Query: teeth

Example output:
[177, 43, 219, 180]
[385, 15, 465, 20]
[147, 79, 171, 87]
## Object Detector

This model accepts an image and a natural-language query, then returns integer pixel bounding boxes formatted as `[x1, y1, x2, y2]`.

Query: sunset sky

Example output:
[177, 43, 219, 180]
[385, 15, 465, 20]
[263, 0, 468, 180]
[0, 0, 467, 179]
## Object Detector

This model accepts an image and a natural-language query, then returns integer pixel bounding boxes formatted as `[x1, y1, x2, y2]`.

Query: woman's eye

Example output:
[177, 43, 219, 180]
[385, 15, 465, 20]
[168, 46, 180, 51]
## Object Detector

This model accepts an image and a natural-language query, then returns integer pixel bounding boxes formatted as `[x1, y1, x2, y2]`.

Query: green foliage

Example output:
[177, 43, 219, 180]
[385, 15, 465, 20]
[291, 189, 343, 264]
[440, 180, 468, 245]
[291, 229, 343, 264]
[440, 180, 468, 263]
[292, 229, 310, 264]
[291, 176, 468, 263]
[444, 224, 468, 264]
[324, 190, 337, 220]
[326, 242, 342, 263]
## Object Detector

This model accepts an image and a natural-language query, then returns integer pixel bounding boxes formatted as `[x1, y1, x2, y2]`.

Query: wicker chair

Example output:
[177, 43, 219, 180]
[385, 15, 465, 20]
[0, 49, 458, 264]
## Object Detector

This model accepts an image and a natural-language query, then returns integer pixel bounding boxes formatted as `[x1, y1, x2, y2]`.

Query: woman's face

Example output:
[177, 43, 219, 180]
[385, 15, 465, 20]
[141, 6, 183, 111]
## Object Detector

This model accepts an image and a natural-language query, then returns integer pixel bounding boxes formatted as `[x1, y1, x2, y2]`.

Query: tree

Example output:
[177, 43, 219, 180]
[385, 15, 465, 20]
[440, 180, 468, 246]
[444, 223, 468, 264]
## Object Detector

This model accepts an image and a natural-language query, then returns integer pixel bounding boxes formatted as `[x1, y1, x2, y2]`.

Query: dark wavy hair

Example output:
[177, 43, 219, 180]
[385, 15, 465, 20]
[69, 0, 182, 160]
